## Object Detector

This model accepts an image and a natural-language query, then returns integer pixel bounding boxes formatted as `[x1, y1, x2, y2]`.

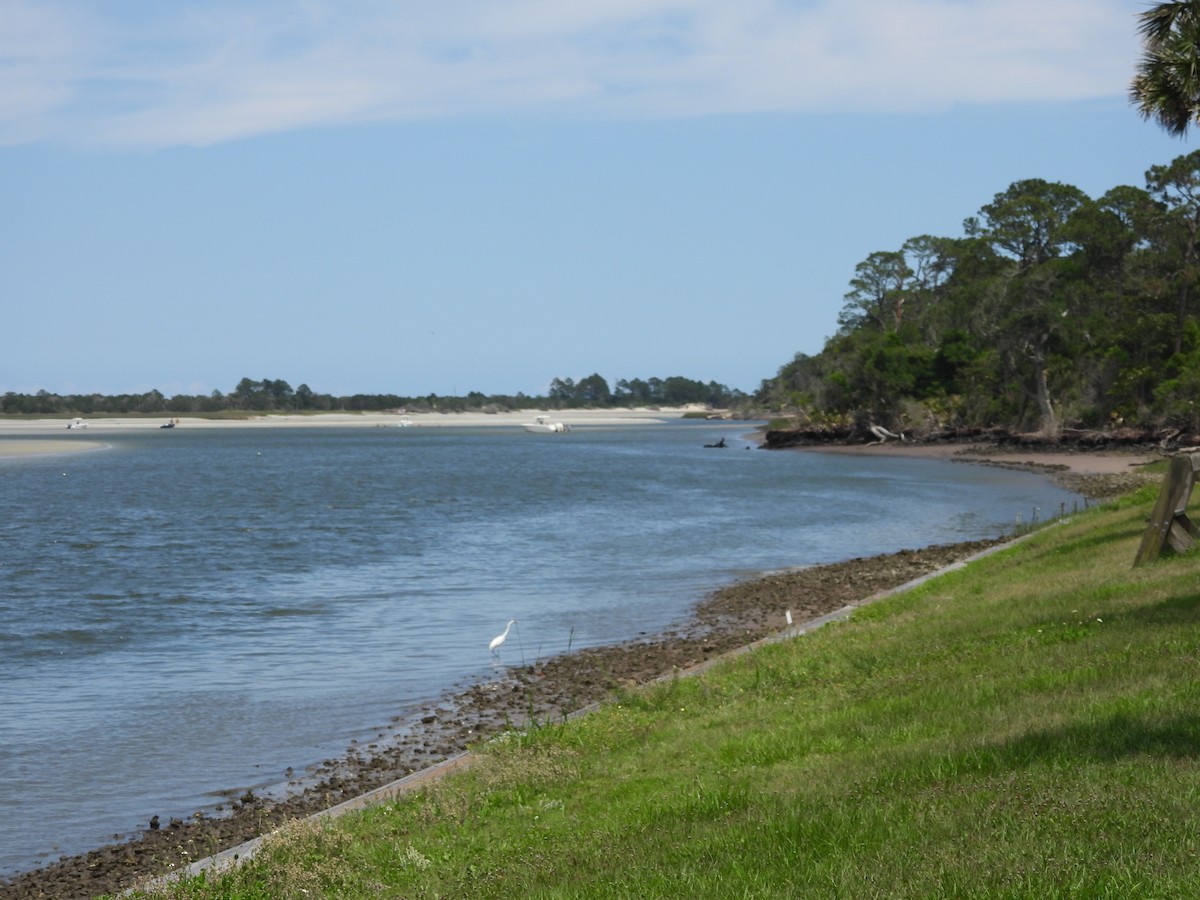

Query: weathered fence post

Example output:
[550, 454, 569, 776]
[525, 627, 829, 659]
[1133, 454, 1200, 566]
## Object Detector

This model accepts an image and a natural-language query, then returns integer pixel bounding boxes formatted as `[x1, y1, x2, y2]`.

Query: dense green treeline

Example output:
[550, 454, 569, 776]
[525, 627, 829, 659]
[756, 149, 1200, 436]
[0, 373, 743, 417]
[548, 373, 743, 408]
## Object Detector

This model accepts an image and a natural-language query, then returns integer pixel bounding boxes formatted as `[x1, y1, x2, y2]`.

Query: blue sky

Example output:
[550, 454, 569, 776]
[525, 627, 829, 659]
[1, 1, 1193, 399]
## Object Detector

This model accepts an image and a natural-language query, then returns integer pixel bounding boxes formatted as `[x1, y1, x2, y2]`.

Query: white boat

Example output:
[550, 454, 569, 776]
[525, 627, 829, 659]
[396, 417, 415, 427]
[66, 418, 88, 429]
[522, 415, 570, 434]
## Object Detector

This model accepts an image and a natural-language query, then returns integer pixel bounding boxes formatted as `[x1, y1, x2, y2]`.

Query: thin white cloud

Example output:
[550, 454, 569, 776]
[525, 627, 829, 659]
[0, 0, 1140, 149]
[0, 1, 94, 142]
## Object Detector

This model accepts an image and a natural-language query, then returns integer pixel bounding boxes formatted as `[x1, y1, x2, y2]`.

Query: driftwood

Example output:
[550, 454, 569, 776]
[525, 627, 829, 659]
[761, 424, 1199, 452]
[1002, 427, 1175, 448]
[868, 425, 906, 444]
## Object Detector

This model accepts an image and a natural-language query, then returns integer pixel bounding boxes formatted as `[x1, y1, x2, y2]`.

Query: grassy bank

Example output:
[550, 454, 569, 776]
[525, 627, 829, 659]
[127, 482, 1200, 898]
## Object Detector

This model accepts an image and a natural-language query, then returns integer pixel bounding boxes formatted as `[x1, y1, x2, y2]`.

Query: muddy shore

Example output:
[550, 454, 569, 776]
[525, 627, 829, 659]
[0, 463, 1152, 899]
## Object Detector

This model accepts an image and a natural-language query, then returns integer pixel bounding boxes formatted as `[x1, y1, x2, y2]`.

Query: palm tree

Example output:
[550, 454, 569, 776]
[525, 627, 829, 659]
[1131, 1, 1200, 136]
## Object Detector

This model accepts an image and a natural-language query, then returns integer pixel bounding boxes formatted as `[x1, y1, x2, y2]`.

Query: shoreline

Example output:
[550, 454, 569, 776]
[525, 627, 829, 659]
[791, 439, 1163, 499]
[0, 537, 1011, 900]
[789, 435, 1160, 475]
[0, 434, 1162, 897]
[0, 409, 722, 459]
[0, 407, 706, 436]
[0, 411, 1166, 479]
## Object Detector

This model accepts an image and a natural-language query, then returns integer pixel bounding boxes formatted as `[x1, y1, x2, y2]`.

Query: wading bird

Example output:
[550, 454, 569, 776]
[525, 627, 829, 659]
[489, 619, 516, 655]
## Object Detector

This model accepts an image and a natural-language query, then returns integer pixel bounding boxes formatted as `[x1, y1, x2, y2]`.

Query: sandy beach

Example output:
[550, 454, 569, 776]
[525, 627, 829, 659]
[0, 409, 711, 461]
[797, 438, 1160, 476]
[0, 407, 693, 435]
[791, 439, 1163, 501]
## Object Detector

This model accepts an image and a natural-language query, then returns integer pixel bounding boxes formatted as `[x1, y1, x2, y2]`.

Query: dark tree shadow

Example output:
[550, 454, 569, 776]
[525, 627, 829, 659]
[946, 712, 1200, 781]
[1127, 592, 1200, 626]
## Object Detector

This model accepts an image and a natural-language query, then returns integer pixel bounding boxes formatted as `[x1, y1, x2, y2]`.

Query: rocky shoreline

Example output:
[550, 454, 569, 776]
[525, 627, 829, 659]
[1, 539, 1009, 900]
[0, 464, 1148, 900]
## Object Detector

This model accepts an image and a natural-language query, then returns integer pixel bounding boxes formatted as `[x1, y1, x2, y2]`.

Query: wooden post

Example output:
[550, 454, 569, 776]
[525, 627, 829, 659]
[1134, 455, 1200, 566]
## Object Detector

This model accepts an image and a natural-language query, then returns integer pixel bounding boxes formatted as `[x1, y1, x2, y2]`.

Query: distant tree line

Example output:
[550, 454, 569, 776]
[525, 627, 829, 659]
[547, 374, 744, 408]
[755, 148, 1200, 437]
[1, 373, 743, 417]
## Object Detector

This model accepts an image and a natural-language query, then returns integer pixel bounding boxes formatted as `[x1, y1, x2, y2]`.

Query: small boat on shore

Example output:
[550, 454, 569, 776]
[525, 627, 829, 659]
[66, 418, 88, 429]
[522, 415, 570, 434]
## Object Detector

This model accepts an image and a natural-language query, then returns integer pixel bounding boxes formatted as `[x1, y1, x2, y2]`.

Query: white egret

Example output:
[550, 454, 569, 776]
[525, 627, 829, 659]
[489, 619, 517, 655]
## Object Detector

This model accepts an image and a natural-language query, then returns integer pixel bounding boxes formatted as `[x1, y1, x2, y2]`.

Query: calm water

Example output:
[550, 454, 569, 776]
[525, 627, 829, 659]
[0, 422, 1081, 874]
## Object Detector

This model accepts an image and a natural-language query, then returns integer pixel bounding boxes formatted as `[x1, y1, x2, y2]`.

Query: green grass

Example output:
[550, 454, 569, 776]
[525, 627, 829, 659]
[128, 483, 1200, 898]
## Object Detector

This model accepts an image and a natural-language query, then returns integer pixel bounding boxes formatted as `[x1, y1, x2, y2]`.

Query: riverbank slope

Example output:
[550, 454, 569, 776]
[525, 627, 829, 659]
[0, 446, 1156, 898]
[123, 474, 1200, 897]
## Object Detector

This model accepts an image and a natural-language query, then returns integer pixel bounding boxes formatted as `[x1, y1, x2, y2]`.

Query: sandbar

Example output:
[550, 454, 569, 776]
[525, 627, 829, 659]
[0, 407, 712, 437]
[0, 439, 107, 458]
